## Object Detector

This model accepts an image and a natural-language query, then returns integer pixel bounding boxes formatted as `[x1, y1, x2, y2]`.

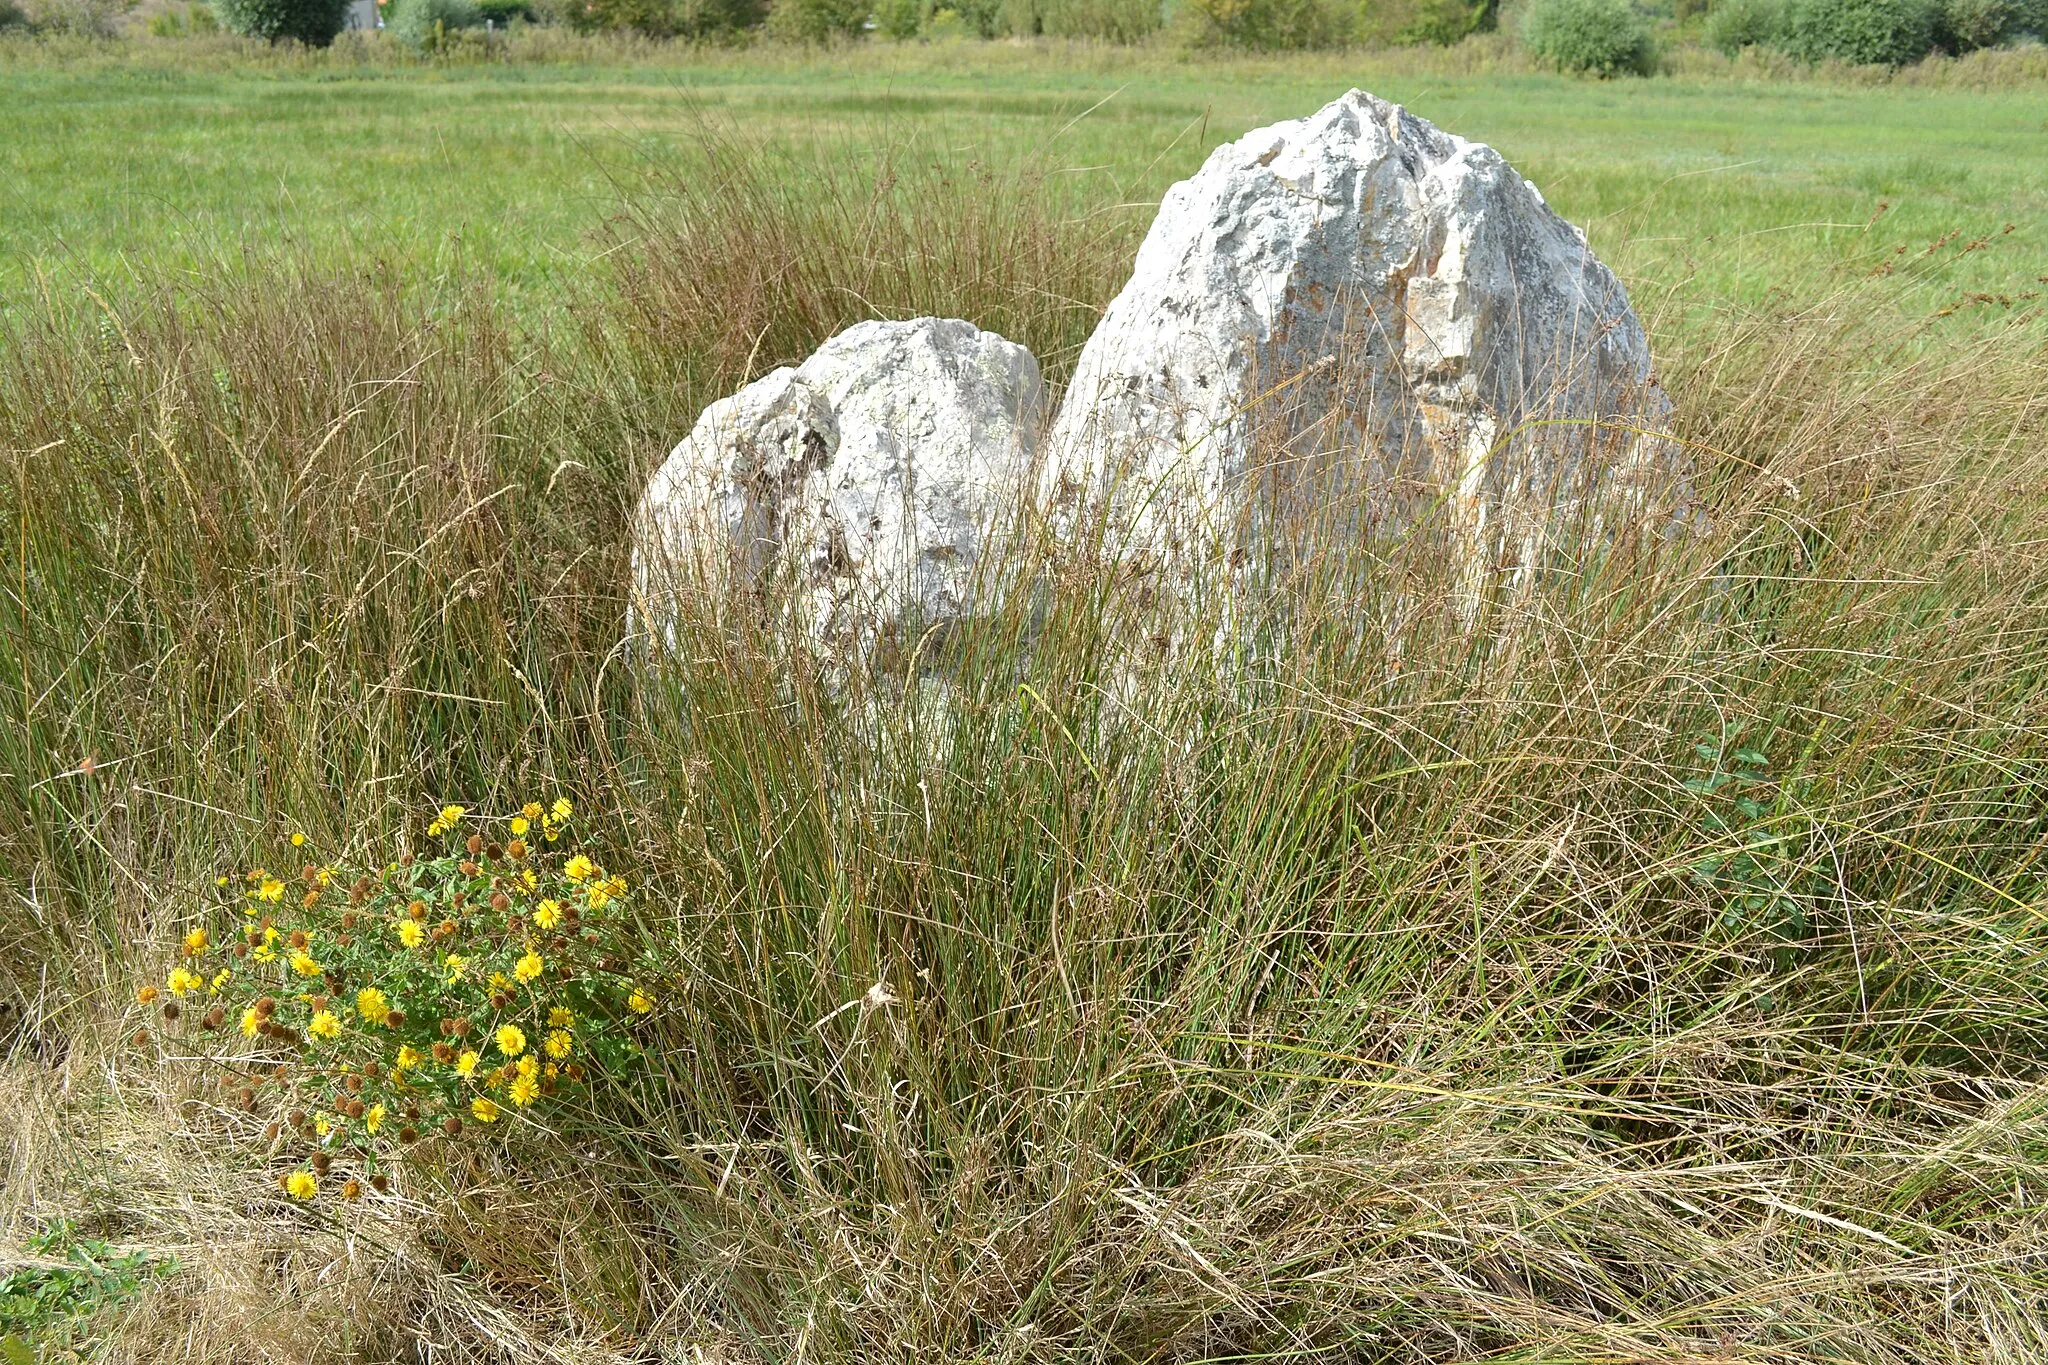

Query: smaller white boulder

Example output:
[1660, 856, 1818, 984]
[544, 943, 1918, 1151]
[633, 318, 1044, 653]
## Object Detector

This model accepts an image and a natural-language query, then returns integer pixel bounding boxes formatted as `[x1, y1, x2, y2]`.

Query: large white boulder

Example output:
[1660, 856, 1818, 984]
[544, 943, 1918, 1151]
[633, 317, 1043, 653]
[1044, 89, 1693, 585]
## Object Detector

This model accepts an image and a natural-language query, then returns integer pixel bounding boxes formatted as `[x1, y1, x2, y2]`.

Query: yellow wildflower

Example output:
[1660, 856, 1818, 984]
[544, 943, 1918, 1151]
[470, 1097, 500, 1122]
[533, 899, 561, 930]
[547, 1006, 574, 1029]
[210, 968, 231, 993]
[355, 987, 390, 1026]
[544, 1029, 573, 1060]
[290, 832, 306, 847]
[455, 1049, 480, 1077]
[516, 1052, 538, 1077]
[286, 1170, 318, 1200]
[629, 988, 654, 1014]
[508, 1073, 539, 1107]
[240, 1005, 262, 1037]
[252, 944, 277, 963]
[183, 926, 209, 955]
[314, 1112, 333, 1137]
[520, 869, 538, 891]
[364, 1103, 386, 1135]
[428, 804, 467, 838]
[495, 1024, 526, 1057]
[585, 882, 611, 911]
[510, 816, 529, 836]
[308, 1010, 341, 1041]
[522, 801, 542, 820]
[289, 951, 322, 979]
[514, 951, 544, 984]
[397, 920, 425, 949]
[563, 855, 595, 883]
[166, 966, 203, 996]
[396, 1044, 423, 1070]
[489, 971, 511, 992]
[551, 798, 572, 821]
[137, 984, 160, 1005]
[443, 954, 469, 983]
[257, 878, 285, 904]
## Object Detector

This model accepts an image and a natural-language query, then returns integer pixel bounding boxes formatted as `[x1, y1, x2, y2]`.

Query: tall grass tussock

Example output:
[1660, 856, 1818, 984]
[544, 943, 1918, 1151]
[4, 118, 2048, 1362]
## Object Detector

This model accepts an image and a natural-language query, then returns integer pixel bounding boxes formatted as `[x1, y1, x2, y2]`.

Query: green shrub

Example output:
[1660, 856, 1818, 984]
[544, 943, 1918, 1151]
[1038, 0, 1159, 38]
[1779, 0, 1938, 63]
[146, 0, 222, 31]
[874, 0, 919, 33]
[0, 0, 31, 24]
[1395, 0, 1495, 42]
[765, 0, 868, 37]
[1176, 0, 1347, 46]
[567, 0, 759, 33]
[1703, 0, 1782, 51]
[1520, 0, 1654, 73]
[22, 0, 138, 33]
[386, 0, 480, 45]
[215, 0, 349, 41]
[1935, 0, 2012, 45]
[473, 0, 532, 20]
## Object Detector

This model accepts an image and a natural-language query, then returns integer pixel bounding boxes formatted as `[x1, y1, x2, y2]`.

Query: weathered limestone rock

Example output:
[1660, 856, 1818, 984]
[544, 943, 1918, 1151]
[633, 317, 1043, 652]
[1044, 89, 1692, 585]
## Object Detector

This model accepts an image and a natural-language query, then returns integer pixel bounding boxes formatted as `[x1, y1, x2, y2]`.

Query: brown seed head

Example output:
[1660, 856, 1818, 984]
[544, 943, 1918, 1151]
[370, 1173, 391, 1192]
[491, 892, 510, 912]
[341, 1179, 363, 1201]
[312, 1152, 333, 1174]
[443, 1116, 462, 1137]
[408, 901, 427, 921]
[506, 839, 526, 860]
[162, 1002, 181, 1021]
[466, 833, 483, 856]
[398, 1126, 419, 1146]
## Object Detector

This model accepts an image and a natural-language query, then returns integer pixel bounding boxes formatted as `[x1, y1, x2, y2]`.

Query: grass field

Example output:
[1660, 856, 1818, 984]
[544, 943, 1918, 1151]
[6, 37, 2048, 321]
[5, 33, 2048, 1365]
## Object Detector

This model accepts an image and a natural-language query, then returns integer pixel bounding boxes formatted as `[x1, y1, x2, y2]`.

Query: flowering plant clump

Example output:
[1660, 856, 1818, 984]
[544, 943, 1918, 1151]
[136, 799, 660, 1204]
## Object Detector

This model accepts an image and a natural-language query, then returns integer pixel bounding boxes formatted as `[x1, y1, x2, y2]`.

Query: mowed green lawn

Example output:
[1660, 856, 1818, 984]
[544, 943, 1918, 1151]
[4, 40, 2047, 328]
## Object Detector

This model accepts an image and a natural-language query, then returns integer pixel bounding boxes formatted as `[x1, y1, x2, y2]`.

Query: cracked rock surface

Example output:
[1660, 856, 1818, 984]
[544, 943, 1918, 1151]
[1043, 88, 1693, 579]
[634, 317, 1043, 651]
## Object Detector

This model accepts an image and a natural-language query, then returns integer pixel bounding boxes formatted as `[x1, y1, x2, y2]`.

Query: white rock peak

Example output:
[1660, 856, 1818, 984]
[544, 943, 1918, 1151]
[1043, 88, 1691, 581]
[633, 317, 1043, 652]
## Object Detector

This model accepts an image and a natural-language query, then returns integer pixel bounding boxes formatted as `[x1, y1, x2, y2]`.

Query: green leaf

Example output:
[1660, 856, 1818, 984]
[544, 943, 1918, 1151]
[1, 1333, 34, 1365]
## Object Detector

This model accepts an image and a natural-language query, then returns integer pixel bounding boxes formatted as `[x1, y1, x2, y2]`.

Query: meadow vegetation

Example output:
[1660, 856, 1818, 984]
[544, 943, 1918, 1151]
[3, 39, 2048, 1365]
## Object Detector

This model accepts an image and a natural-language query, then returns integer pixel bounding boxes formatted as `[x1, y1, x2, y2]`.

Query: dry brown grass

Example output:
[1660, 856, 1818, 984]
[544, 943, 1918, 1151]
[3, 130, 2048, 1363]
